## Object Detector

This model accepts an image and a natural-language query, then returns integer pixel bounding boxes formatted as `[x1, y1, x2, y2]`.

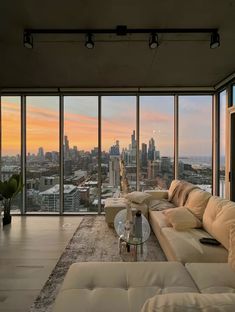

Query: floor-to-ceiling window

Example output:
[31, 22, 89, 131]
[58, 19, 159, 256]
[178, 96, 213, 192]
[0, 91, 222, 214]
[26, 96, 60, 212]
[101, 96, 136, 207]
[219, 90, 226, 198]
[63, 96, 98, 212]
[0, 96, 21, 212]
[140, 96, 174, 190]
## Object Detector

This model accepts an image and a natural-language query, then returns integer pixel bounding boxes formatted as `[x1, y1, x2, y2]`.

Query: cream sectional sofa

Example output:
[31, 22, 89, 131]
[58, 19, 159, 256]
[53, 261, 235, 312]
[147, 180, 235, 264]
[53, 180, 235, 311]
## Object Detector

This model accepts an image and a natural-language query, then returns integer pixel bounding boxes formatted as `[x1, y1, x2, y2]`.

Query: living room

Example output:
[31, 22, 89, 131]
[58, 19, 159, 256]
[0, 1, 235, 311]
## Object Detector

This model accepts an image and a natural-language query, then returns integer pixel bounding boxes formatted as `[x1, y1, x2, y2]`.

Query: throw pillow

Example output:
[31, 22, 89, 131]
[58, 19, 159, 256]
[168, 180, 181, 201]
[185, 188, 211, 220]
[164, 206, 202, 231]
[170, 181, 198, 207]
[228, 223, 235, 272]
[125, 191, 151, 204]
[141, 292, 235, 312]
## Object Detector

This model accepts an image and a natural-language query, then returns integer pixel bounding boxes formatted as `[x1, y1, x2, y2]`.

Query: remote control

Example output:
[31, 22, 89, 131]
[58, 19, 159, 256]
[199, 237, 221, 245]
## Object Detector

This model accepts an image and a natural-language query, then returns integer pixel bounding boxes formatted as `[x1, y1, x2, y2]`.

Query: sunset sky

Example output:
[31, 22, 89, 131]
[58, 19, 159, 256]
[1, 95, 213, 157]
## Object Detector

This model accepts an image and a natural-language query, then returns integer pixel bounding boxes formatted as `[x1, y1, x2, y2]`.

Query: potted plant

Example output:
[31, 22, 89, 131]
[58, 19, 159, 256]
[0, 174, 23, 226]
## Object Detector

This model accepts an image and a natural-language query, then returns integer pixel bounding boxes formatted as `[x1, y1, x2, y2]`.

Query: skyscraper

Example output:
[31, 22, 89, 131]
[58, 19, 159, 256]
[109, 156, 120, 187]
[37, 147, 44, 160]
[64, 135, 70, 159]
[148, 137, 155, 161]
[110, 140, 120, 156]
[131, 130, 136, 149]
[141, 143, 147, 167]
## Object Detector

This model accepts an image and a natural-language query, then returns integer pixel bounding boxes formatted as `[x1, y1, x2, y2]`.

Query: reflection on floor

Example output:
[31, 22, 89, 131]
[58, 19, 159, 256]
[0, 216, 82, 312]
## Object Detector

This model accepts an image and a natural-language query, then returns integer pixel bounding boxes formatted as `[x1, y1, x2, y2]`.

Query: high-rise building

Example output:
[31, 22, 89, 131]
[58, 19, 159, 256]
[155, 150, 160, 160]
[131, 130, 136, 149]
[161, 157, 171, 173]
[39, 176, 60, 192]
[141, 143, 148, 167]
[37, 147, 44, 160]
[64, 135, 70, 159]
[64, 159, 72, 176]
[109, 140, 120, 156]
[147, 159, 161, 179]
[148, 138, 156, 161]
[109, 155, 120, 187]
[40, 184, 80, 212]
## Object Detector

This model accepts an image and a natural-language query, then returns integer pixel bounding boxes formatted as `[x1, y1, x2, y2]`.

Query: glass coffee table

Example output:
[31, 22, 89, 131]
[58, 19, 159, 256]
[114, 209, 151, 261]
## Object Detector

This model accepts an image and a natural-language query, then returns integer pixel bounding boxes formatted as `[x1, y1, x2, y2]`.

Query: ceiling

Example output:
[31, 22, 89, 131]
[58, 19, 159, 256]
[0, 0, 235, 89]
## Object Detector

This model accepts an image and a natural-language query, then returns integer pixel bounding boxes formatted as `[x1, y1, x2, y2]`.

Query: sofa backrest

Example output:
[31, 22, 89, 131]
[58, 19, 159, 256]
[203, 196, 235, 250]
[169, 180, 198, 207]
[185, 188, 212, 220]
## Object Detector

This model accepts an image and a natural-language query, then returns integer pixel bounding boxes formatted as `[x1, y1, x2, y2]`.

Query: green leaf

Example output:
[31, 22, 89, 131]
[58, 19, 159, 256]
[8, 178, 18, 193]
[0, 174, 23, 200]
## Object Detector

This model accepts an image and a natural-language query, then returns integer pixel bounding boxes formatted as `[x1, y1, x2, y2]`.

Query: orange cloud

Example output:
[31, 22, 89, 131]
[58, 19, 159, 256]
[1, 101, 21, 155]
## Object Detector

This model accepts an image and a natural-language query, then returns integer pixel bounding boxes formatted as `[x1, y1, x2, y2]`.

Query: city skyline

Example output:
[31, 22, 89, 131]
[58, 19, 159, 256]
[1, 95, 214, 156]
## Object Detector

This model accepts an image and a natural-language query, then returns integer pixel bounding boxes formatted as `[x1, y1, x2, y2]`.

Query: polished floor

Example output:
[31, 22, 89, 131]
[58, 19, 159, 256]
[0, 216, 82, 312]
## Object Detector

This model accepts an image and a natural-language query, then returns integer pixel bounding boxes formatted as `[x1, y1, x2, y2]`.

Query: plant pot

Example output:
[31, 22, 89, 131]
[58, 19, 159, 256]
[3, 214, 12, 226]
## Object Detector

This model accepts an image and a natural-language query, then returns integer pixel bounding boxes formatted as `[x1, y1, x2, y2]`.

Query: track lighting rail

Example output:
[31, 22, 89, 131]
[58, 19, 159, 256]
[23, 26, 220, 49]
[24, 26, 218, 35]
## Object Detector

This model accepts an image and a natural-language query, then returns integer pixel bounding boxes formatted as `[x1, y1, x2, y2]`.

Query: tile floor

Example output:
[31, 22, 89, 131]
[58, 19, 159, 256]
[0, 216, 82, 312]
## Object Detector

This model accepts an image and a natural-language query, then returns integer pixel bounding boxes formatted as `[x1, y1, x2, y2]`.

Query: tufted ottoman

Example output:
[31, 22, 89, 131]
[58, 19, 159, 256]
[104, 198, 129, 227]
[52, 262, 198, 312]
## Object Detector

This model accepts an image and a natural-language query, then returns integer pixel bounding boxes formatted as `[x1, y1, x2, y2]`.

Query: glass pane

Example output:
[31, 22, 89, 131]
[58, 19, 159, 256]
[1, 96, 21, 212]
[219, 90, 226, 198]
[140, 96, 174, 190]
[102, 96, 136, 206]
[26, 96, 60, 212]
[179, 96, 212, 192]
[64, 96, 98, 212]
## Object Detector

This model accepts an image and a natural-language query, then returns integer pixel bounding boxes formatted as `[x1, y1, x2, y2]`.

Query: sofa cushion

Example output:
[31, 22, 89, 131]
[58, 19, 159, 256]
[203, 196, 235, 249]
[53, 262, 198, 312]
[185, 263, 235, 293]
[125, 191, 151, 204]
[149, 199, 175, 211]
[229, 224, 235, 271]
[185, 188, 211, 220]
[170, 181, 198, 207]
[160, 227, 228, 263]
[164, 207, 202, 231]
[141, 292, 235, 312]
[150, 210, 171, 229]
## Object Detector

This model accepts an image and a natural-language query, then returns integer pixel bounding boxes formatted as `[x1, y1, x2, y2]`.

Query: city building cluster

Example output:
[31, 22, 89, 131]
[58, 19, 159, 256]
[0, 131, 214, 212]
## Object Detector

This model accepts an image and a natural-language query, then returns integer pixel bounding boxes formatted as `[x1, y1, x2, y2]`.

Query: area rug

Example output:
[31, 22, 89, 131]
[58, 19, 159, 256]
[30, 216, 166, 312]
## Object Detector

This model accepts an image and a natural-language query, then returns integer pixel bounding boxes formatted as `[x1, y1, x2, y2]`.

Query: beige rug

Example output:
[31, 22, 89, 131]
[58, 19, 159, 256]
[30, 216, 166, 312]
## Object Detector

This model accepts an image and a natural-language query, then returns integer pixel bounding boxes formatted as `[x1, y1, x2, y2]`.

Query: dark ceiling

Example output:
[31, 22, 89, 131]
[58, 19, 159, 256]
[0, 0, 235, 89]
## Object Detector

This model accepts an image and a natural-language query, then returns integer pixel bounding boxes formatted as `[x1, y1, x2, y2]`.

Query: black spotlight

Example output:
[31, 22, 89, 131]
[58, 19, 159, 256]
[210, 32, 220, 49]
[85, 33, 94, 49]
[149, 33, 159, 49]
[24, 32, 33, 49]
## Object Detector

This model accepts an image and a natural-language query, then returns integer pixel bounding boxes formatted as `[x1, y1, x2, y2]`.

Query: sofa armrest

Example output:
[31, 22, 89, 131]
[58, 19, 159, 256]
[144, 190, 169, 200]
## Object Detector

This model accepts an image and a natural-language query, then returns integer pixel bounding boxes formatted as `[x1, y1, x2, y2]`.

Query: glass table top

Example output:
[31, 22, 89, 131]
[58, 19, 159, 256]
[114, 209, 151, 245]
